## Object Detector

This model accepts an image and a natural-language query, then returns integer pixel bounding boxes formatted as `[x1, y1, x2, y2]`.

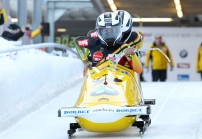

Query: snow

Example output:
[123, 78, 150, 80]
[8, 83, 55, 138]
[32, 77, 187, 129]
[0, 44, 83, 133]
[1, 82, 202, 139]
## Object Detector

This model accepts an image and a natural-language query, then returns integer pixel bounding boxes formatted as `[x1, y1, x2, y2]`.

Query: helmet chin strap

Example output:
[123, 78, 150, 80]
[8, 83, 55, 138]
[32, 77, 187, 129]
[105, 38, 115, 47]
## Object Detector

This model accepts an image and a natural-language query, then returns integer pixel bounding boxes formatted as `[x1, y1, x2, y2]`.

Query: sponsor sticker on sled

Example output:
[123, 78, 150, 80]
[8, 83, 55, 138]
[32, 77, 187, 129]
[64, 110, 90, 114]
[108, 54, 119, 62]
[78, 39, 89, 47]
[116, 108, 142, 113]
[93, 108, 114, 112]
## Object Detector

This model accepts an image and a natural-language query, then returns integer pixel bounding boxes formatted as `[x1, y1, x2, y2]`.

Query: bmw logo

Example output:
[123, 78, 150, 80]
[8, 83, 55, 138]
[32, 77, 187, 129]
[179, 50, 188, 58]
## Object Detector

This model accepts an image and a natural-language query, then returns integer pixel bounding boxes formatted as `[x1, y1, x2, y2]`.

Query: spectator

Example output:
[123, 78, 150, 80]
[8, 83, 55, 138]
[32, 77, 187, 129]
[0, 0, 7, 25]
[145, 35, 174, 82]
[23, 24, 43, 45]
[1, 23, 25, 41]
[196, 44, 202, 80]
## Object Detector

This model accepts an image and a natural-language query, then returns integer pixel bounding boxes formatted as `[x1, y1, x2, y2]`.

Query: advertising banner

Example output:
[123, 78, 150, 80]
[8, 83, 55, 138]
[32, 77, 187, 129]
[133, 27, 202, 81]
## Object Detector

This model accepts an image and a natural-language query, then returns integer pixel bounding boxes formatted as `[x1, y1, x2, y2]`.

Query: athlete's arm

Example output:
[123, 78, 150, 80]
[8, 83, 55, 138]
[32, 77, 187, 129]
[127, 31, 144, 49]
[74, 36, 95, 76]
[74, 36, 90, 61]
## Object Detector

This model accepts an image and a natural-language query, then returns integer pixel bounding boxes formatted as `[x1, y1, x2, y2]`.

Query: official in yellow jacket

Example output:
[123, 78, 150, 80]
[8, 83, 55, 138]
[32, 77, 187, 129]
[196, 45, 202, 80]
[145, 36, 174, 82]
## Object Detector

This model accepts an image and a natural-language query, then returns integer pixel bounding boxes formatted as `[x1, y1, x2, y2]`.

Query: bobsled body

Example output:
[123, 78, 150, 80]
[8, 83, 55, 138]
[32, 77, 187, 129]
[59, 61, 151, 133]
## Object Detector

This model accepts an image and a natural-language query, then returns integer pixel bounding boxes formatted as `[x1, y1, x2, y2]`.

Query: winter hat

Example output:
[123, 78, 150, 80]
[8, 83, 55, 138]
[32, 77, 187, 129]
[8, 24, 21, 30]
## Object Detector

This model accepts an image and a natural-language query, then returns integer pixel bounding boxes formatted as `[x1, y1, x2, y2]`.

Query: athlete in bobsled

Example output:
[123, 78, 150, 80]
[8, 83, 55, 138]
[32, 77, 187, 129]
[76, 12, 142, 74]
[81, 10, 144, 76]
[58, 12, 157, 138]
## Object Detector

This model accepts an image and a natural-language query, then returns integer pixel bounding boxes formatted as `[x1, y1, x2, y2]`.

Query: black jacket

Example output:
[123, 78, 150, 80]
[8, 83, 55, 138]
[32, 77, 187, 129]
[75, 36, 128, 67]
[1, 31, 24, 41]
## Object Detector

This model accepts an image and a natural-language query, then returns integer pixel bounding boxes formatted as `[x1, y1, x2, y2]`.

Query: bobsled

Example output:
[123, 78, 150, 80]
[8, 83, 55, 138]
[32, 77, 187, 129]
[58, 48, 168, 138]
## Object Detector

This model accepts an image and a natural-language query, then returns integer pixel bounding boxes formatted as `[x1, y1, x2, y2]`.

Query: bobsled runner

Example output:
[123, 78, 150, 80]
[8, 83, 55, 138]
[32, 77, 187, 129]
[58, 48, 169, 138]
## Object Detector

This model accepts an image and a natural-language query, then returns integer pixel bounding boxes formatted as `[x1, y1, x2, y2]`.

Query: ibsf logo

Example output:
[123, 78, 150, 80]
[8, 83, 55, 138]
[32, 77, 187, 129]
[90, 32, 98, 38]
[93, 108, 114, 112]
[78, 39, 89, 47]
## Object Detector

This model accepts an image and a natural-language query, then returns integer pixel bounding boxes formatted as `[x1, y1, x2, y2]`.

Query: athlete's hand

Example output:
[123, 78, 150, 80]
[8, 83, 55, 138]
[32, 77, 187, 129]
[125, 48, 136, 56]
[83, 60, 91, 76]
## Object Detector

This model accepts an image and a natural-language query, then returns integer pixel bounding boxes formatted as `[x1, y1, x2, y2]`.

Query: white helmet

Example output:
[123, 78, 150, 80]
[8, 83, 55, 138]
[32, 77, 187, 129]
[96, 12, 122, 47]
[115, 10, 133, 43]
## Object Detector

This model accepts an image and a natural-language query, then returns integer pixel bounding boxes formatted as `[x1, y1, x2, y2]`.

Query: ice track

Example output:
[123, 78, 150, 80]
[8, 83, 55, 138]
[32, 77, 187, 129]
[1, 82, 202, 139]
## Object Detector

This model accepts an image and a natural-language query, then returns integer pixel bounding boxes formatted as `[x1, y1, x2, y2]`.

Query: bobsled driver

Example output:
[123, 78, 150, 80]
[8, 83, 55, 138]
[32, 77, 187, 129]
[85, 10, 144, 66]
[74, 12, 143, 75]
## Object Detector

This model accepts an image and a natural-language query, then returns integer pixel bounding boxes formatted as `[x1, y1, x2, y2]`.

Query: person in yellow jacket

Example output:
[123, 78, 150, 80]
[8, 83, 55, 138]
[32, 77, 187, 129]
[196, 45, 202, 80]
[145, 35, 174, 82]
[0, 1, 7, 25]
[23, 25, 43, 45]
[25, 25, 43, 39]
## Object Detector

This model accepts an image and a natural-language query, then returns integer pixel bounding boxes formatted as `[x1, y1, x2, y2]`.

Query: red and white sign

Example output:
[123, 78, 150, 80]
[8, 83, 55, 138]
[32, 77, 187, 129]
[77, 39, 89, 47]
[90, 32, 98, 38]
[177, 63, 190, 69]
[93, 51, 103, 62]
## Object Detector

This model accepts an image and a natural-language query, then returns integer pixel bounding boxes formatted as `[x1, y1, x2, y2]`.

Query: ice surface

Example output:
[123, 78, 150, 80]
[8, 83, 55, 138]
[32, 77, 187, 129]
[1, 82, 202, 139]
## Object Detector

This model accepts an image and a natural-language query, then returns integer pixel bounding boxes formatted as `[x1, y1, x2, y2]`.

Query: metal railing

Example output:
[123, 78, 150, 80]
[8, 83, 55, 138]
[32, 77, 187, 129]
[0, 42, 79, 58]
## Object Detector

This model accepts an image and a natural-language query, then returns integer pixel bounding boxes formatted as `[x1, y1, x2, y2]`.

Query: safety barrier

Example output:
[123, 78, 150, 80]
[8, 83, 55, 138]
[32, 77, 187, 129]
[0, 42, 79, 58]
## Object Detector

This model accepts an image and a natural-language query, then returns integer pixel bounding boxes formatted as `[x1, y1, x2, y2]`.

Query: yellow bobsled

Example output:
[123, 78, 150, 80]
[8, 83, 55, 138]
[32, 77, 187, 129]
[58, 51, 156, 138]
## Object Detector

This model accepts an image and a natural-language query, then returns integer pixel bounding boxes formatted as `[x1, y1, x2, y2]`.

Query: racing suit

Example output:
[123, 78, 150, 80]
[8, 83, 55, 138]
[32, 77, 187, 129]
[74, 30, 143, 74]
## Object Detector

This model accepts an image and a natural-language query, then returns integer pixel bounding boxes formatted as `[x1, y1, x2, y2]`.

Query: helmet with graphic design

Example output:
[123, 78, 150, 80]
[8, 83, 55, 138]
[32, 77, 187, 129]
[96, 12, 122, 47]
[114, 10, 133, 43]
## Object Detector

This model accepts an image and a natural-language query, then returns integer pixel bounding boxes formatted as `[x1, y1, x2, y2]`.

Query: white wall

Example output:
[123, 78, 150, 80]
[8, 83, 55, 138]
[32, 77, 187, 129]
[133, 27, 202, 81]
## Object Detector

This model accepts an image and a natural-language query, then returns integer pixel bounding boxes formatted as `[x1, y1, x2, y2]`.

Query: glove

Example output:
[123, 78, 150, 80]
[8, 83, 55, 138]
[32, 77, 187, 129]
[170, 67, 173, 71]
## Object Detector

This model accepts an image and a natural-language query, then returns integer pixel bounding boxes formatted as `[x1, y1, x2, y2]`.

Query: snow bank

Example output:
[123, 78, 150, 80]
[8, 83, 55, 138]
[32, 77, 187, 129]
[0, 48, 83, 133]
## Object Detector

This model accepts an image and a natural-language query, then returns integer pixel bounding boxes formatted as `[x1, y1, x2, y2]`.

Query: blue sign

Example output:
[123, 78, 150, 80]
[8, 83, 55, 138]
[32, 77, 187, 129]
[177, 74, 189, 80]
